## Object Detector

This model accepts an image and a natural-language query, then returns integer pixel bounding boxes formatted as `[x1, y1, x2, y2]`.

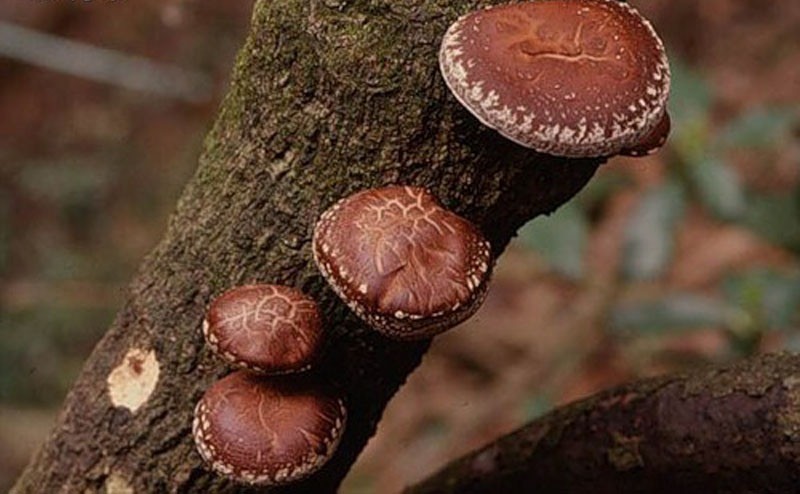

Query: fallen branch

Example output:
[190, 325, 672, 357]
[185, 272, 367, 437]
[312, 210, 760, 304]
[407, 352, 800, 494]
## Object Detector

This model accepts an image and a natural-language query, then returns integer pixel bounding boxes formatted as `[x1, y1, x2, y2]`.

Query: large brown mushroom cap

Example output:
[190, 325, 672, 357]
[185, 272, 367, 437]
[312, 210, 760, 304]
[439, 0, 670, 158]
[202, 285, 323, 374]
[192, 371, 346, 485]
[312, 186, 492, 340]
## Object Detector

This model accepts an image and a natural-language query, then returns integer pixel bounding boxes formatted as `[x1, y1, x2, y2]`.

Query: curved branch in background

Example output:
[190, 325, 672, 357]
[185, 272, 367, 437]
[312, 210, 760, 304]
[407, 352, 800, 494]
[11, 1, 603, 492]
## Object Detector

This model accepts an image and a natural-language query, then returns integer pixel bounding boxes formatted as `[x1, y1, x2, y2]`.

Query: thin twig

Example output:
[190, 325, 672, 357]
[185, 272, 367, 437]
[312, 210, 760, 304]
[0, 21, 212, 103]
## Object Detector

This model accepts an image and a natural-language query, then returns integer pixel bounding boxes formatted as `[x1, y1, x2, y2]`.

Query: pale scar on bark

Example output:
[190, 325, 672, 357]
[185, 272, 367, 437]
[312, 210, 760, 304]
[106, 347, 160, 413]
[104, 472, 135, 494]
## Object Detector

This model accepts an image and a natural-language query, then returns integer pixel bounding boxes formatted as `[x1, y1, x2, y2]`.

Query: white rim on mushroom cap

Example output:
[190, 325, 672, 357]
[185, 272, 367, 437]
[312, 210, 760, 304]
[439, 0, 670, 158]
[202, 285, 323, 374]
[192, 371, 346, 485]
[312, 186, 492, 340]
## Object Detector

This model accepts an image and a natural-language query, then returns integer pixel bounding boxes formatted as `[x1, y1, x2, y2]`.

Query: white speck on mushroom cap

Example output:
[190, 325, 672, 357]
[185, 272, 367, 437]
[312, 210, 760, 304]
[439, 0, 670, 158]
[312, 186, 493, 340]
[203, 285, 323, 374]
[620, 109, 671, 156]
[107, 348, 160, 413]
[192, 371, 346, 486]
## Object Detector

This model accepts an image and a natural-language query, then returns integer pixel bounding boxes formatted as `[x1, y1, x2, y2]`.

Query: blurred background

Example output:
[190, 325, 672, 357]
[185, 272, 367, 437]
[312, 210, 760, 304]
[0, 0, 797, 492]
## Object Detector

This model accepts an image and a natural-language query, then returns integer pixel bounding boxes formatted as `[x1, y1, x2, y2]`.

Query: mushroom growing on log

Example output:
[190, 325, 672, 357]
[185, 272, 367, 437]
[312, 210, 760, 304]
[193, 371, 346, 485]
[313, 185, 492, 340]
[202, 284, 324, 374]
[439, 0, 671, 158]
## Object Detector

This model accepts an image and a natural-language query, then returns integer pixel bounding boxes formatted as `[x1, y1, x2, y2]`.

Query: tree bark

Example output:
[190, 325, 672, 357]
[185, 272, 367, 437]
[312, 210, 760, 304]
[12, 1, 603, 492]
[407, 352, 800, 494]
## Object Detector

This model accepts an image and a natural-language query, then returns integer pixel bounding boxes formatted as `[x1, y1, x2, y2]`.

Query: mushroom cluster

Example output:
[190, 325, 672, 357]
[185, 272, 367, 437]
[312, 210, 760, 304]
[439, 0, 671, 158]
[193, 285, 346, 486]
[196, 188, 492, 480]
[312, 186, 492, 340]
[192, 0, 673, 485]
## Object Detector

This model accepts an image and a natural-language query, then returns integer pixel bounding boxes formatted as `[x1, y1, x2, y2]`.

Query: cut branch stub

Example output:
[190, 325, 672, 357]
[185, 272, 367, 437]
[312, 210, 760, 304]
[202, 285, 323, 374]
[312, 185, 492, 341]
[192, 371, 346, 486]
[439, 0, 671, 158]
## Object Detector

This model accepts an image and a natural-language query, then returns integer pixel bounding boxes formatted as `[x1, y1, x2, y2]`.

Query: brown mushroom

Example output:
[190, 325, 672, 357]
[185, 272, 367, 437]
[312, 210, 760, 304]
[202, 285, 323, 374]
[620, 110, 671, 157]
[192, 371, 346, 485]
[312, 186, 492, 340]
[439, 0, 670, 157]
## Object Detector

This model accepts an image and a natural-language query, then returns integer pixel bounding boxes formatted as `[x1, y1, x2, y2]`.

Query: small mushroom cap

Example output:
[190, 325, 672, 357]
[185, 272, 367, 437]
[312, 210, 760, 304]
[439, 0, 670, 158]
[202, 285, 323, 374]
[312, 186, 492, 340]
[193, 371, 346, 485]
[620, 110, 671, 157]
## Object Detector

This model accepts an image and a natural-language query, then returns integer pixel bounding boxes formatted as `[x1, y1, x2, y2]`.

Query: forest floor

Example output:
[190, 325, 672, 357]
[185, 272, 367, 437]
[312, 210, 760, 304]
[0, 1, 798, 492]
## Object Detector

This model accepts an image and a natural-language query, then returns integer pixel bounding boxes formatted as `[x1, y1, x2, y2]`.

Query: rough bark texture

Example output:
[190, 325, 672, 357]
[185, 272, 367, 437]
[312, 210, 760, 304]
[12, 1, 604, 492]
[408, 352, 800, 494]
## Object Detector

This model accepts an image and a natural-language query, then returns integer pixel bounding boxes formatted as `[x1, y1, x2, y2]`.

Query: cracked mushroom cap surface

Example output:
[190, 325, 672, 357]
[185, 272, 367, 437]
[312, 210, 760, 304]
[192, 371, 346, 485]
[202, 285, 323, 374]
[312, 186, 492, 340]
[439, 0, 670, 158]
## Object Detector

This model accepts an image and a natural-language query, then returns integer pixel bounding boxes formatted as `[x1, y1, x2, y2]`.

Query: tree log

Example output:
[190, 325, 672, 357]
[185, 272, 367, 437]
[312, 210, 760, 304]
[407, 352, 800, 494]
[12, 1, 603, 492]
